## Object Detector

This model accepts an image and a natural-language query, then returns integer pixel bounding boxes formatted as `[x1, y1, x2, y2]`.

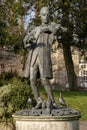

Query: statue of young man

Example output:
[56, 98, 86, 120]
[23, 7, 66, 109]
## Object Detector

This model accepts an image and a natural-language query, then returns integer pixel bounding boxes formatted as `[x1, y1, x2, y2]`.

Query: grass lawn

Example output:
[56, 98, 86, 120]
[39, 86, 87, 120]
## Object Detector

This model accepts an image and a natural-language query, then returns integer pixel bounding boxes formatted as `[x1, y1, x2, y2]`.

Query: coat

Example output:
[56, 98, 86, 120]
[23, 24, 56, 79]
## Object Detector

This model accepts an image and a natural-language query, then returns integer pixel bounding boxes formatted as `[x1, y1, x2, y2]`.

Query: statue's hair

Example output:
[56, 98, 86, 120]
[40, 6, 50, 16]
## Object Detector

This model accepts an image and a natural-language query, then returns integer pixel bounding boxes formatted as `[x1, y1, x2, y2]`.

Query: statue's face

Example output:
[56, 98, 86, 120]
[40, 8, 50, 24]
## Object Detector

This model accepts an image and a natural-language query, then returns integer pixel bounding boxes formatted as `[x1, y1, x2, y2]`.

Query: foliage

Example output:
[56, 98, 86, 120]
[52, 0, 87, 49]
[0, 0, 86, 51]
[0, 76, 35, 121]
[0, 0, 27, 53]
[27, 0, 87, 49]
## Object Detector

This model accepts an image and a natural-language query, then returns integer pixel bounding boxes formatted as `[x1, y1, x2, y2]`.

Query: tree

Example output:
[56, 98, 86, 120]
[58, 0, 87, 90]
[56, 0, 78, 90]
[0, 0, 28, 53]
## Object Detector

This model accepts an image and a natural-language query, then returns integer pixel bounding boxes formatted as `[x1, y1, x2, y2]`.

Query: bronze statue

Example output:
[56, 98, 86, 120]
[23, 7, 66, 109]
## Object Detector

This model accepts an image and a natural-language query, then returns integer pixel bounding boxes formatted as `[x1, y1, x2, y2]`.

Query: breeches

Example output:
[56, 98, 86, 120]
[30, 57, 50, 86]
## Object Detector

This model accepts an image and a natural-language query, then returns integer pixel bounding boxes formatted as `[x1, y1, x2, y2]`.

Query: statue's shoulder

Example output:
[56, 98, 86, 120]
[34, 25, 41, 31]
[27, 25, 39, 32]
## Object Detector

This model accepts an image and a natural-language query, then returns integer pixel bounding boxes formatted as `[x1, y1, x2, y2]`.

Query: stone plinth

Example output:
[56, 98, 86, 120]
[13, 114, 81, 130]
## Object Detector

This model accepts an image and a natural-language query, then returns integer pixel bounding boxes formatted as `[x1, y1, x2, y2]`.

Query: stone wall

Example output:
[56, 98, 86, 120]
[0, 50, 23, 76]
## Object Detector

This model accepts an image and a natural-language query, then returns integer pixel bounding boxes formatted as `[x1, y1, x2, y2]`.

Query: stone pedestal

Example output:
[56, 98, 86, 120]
[13, 114, 81, 130]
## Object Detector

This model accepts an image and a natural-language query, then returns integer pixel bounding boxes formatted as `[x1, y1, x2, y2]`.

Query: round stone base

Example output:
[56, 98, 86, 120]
[13, 114, 81, 130]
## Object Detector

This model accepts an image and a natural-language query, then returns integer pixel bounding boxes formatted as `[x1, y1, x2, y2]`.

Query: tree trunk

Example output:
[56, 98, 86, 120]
[62, 44, 78, 90]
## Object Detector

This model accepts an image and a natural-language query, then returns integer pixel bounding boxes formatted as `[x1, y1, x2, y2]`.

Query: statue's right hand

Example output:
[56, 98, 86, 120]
[24, 36, 33, 48]
[25, 43, 31, 48]
[27, 37, 33, 43]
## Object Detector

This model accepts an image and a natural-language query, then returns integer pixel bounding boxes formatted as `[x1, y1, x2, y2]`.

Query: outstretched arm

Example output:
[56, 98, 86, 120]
[54, 23, 67, 33]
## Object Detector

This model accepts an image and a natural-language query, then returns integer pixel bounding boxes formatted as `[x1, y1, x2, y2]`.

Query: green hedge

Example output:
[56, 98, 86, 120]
[0, 77, 35, 121]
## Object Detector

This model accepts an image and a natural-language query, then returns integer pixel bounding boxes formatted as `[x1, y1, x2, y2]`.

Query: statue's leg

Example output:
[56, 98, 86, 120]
[30, 66, 40, 102]
[42, 77, 55, 102]
[39, 67, 54, 102]
[39, 67, 59, 109]
[30, 65, 43, 109]
[42, 78, 59, 109]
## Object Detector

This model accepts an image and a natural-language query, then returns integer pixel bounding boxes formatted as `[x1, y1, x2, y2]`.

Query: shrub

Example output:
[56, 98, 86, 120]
[0, 77, 35, 121]
[0, 72, 17, 87]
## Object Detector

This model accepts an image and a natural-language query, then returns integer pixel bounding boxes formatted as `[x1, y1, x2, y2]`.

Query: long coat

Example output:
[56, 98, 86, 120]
[23, 25, 56, 79]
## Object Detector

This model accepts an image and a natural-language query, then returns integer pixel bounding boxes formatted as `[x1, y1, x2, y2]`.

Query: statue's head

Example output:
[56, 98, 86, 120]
[40, 7, 50, 24]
